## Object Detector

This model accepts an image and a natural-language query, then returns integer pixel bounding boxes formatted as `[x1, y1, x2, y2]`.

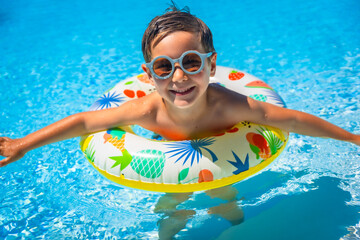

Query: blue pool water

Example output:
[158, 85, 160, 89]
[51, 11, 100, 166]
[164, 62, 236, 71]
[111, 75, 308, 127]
[1, 0, 360, 239]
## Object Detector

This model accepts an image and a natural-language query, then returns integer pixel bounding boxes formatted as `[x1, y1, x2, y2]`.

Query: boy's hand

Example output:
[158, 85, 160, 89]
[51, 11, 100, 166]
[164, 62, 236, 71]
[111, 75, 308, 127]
[0, 137, 26, 167]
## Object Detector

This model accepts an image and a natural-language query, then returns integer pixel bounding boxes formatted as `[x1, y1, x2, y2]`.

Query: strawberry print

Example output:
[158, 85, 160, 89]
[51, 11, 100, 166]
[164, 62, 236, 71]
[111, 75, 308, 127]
[123, 89, 146, 98]
[228, 70, 245, 81]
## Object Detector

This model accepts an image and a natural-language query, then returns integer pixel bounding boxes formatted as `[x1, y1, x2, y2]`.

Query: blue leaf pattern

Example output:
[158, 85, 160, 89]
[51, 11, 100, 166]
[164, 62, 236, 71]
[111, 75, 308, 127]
[165, 138, 217, 166]
[227, 152, 249, 175]
[260, 89, 286, 107]
[90, 91, 125, 110]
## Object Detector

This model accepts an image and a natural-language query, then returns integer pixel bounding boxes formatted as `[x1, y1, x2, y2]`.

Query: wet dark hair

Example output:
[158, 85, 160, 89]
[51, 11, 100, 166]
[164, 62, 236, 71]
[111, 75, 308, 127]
[141, 3, 215, 62]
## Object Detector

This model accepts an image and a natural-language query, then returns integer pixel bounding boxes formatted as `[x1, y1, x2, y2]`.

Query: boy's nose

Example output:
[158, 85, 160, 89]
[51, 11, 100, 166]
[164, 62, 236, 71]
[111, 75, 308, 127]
[172, 64, 187, 82]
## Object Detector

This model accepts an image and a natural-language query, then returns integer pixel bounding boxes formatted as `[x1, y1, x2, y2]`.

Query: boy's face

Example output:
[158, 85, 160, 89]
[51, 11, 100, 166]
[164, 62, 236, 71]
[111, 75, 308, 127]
[142, 31, 217, 109]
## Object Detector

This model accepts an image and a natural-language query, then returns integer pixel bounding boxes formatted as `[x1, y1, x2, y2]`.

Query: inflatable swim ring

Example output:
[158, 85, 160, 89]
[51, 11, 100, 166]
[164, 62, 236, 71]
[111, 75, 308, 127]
[80, 66, 288, 193]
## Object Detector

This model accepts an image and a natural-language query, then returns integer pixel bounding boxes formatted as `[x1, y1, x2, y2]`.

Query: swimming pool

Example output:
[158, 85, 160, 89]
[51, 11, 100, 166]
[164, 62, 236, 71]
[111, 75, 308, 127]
[1, 0, 359, 239]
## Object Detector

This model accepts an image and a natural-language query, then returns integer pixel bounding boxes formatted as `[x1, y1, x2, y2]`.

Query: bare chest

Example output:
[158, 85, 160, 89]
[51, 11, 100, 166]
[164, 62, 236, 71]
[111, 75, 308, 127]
[149, 111, 236, 140]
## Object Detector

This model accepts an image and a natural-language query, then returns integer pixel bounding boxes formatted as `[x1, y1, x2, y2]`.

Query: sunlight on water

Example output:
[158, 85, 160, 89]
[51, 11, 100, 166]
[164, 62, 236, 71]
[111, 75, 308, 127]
[1, 0, 359, 239]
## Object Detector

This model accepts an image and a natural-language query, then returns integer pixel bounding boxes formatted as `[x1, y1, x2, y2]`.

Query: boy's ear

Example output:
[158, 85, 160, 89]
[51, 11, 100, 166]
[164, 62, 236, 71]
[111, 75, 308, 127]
[141, 64, 155, 85]
[210, 53, 217, 77]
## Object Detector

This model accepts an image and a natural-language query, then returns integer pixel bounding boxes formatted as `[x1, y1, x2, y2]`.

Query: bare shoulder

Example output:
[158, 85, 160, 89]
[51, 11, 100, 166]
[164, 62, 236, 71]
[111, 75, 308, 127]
[208, 83, 250, 109]
[111, 92, 162, 125]
[207, 83, 252, 123]
[207, 84, 291, 125]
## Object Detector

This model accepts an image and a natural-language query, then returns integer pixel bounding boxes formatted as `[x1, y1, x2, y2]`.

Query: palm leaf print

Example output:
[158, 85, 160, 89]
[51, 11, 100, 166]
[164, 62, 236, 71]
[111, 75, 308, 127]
[84, 142, 96, 163]
[256, 126, 283, 155]
[256, 89, 285, 107]
[90, 91, 125, 110]
[165, 138, 218, 166]
[227, 152, 249, 175]
[109, 149, 132, 170]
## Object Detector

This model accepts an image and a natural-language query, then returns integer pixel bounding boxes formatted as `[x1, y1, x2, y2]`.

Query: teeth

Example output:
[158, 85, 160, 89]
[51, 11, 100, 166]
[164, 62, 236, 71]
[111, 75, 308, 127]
[176, 89, 187, 93]
[173, 87, 192, 93]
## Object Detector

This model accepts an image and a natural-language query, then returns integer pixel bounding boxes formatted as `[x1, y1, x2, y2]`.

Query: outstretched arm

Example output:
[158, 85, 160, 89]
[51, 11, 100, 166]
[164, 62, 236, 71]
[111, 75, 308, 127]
[0, 114, 87, 167]
[245, 97, 360, 146]
[0, 99, 153, 167]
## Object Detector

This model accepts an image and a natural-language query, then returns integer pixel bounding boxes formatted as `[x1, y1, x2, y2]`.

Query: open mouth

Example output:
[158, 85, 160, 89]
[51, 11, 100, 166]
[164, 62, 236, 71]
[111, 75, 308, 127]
[170, 86, 195, 96]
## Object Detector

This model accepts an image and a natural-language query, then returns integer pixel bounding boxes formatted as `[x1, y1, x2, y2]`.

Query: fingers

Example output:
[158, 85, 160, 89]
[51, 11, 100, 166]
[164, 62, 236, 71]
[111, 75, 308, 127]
[0, 151, 24, 167]
[0, 137, 11, 143]
[0, 137, 25, 167]
[0, 137, 10, 156]
[0, 138, 5, 156]
[0, 157, 11, 167]
[0, 137, 13, 167]
[0, 137, 14, 155]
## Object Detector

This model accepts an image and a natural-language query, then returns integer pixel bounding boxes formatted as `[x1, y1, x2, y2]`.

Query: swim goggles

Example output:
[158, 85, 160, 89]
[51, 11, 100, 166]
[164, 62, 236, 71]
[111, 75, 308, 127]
[145, 50, 214, 80]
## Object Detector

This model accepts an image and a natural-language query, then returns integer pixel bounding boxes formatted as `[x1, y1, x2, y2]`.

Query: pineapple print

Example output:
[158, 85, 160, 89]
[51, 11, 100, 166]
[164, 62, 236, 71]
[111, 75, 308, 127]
[130, 149, 166, 179]
[103, 128, 126, 151]
[109, 148, 132, 170]
[250, 94, 267, 102]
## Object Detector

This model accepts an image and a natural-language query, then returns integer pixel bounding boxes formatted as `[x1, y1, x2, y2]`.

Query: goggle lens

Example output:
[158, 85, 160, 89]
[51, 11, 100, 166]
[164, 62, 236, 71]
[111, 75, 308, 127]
[147, 51, 213, 79]
[153, 57, 173, 77]
[181, 52, 202, 73]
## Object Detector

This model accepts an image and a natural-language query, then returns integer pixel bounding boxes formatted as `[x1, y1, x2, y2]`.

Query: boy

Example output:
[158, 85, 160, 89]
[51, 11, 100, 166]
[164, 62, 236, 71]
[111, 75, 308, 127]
[0, 9, 358, 166]
[0, 5, 359, 239]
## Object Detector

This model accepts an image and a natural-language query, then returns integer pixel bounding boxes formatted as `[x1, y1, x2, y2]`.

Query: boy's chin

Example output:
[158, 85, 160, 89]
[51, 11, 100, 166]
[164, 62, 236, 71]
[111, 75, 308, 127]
[169, 93, 206, 109]
[171, 99, 196, 109]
